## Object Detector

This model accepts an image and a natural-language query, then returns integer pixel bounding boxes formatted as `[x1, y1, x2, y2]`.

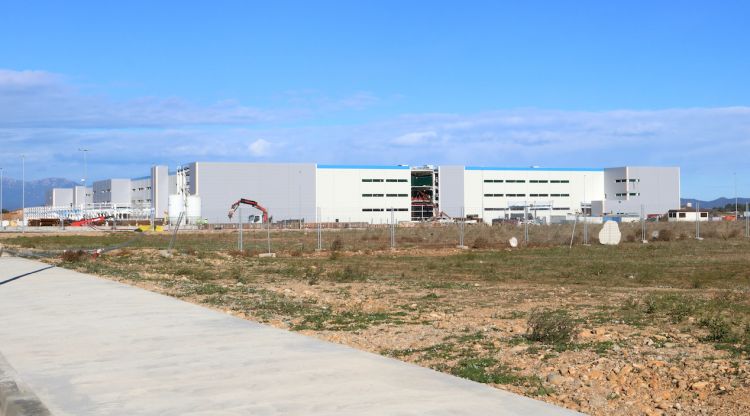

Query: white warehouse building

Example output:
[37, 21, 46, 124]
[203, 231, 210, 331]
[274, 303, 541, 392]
[45, 162, 681, 225]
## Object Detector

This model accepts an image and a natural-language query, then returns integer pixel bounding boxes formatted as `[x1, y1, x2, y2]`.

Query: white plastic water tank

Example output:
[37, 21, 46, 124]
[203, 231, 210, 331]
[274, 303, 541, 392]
[168, 194, 184, 223]
[185, 195, 201, 223]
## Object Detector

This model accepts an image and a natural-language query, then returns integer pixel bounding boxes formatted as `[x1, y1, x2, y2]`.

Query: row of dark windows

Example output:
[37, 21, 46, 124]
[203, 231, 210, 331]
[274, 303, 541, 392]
[361, 208, 409, 212]
[615, 192, 640, 197]
[615, 179, 640, 183]
[362, 193, 409, 197]
[483, 179, 570, 184]
[362, 178, 409, 183]
[485, 193, 571, 198]
[484, 207, 571, 211]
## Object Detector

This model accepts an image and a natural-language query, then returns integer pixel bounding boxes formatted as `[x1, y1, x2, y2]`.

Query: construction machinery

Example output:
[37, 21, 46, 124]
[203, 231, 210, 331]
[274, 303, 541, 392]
[70, 216, 107, 227]
[228, 199, 269, 223]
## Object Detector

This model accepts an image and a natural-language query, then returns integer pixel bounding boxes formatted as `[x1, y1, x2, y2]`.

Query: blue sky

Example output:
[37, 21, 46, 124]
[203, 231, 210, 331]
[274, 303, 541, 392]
[1, 1, 749, 199]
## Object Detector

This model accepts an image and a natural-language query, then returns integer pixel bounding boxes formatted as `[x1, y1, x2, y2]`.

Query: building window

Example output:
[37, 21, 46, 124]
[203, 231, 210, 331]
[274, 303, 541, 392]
[483, 193, 504, 197]
[506, 193, 526, 197]
[629, 192, 640, 196]
[679, 212, 686, 218]
[484, 208, 506, 211]
[553, 207, 570, 210]
[505, 179, 526, 183]
[530, 193, 549, 197]
[700, 212, 708, 218]
[386, 208, 409, 212]
[483, 179, 504, 183]
[529, 180, 549, 183]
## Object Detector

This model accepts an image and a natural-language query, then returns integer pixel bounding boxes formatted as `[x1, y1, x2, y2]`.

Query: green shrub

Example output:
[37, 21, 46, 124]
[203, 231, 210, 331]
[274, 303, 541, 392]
[526, 309, 577, 345]
[700, 316, 736, 343]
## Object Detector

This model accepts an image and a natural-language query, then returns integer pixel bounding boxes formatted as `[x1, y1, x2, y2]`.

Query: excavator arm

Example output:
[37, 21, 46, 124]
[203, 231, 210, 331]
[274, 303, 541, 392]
[227, 198, 269, 223]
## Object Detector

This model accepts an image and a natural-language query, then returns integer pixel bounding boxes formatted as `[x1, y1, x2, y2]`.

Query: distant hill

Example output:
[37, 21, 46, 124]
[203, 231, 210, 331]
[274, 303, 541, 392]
[681, 197, 750, 210]
[0, 177, 78, 211]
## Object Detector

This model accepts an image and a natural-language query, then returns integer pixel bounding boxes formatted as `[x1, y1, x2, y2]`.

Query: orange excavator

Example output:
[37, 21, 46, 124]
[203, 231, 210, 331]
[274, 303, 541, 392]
[228, 198, 269, 223]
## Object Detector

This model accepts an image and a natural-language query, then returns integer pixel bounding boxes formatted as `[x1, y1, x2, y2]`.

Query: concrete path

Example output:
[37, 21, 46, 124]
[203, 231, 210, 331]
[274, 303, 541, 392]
[0, 256, 580, 415]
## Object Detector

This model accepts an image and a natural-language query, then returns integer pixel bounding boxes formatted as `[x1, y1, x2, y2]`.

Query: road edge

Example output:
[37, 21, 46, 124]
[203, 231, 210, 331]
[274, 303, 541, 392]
[0, 353, 52, 416]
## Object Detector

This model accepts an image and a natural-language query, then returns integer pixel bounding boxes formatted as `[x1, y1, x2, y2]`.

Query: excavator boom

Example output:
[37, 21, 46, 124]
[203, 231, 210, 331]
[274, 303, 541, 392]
[227, 198, 269, 223]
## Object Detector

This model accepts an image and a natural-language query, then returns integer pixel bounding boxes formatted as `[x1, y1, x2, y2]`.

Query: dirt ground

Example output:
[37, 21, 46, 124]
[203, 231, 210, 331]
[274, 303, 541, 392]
[3, 231, 750, 415]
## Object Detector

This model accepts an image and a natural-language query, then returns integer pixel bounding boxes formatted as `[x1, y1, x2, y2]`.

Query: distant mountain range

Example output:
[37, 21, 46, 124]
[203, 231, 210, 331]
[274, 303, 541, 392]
[681, 197, 750, 210]
[0, 177, 78, 211]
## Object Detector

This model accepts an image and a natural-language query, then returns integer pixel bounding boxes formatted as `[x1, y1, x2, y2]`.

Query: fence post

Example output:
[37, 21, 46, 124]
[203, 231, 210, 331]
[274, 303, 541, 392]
[640, 204, 646, 242]
[695, 201, 701, 240]
[459, 207, 465, 248]
[745, 202, 749, 238]
[524, 205, 529, 245]
[391, 207, 396, 249]
[238, 205, 243, 251]
[266, 216, 271, 254]
[316, 207, 322, 251]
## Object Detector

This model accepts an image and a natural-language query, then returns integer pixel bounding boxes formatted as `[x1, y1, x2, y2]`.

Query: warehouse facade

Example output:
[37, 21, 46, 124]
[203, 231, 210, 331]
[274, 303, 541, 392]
[45, 162, 681, 224]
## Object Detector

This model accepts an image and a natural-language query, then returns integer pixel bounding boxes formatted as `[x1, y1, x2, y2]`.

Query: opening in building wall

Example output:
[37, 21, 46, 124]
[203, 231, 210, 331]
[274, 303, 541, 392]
[411, 166, 438, 221]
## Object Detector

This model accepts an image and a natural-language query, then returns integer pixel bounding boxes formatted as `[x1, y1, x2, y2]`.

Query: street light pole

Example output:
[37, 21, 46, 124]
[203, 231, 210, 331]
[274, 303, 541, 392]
[21, 155, 25, 233]
[78, 148, 89, 185]
[734, 172, 738, 221]
[0, 167, 3, 230]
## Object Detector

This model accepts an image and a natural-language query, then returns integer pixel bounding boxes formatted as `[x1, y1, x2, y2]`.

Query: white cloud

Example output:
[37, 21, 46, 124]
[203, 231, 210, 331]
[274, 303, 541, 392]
[248, 139, 272, 156]
[391, 131, 438, 146]
[2, 69, 750, 199]
[0, 69, 61, 91]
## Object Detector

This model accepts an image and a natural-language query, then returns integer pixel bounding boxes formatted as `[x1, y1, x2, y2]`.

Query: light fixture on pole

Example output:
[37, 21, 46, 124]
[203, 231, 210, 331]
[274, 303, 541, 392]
[78, 148, 89, 186]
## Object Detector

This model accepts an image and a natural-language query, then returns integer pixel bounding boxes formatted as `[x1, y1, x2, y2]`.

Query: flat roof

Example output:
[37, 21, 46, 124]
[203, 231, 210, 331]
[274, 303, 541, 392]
[466, 167, 604, 172]
[317, 164, 410, 170]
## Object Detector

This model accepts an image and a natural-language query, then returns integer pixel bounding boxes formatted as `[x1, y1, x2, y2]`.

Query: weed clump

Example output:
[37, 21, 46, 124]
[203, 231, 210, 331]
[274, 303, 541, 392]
[657, 229, 672, 242]
[330, 237, 344, 252]
[305, 266, 321, 285]
[471, 236, 490, 249]
[329, 264, 370, 282]
[526, 309, 577, 345]
[61, 250, 87, 263]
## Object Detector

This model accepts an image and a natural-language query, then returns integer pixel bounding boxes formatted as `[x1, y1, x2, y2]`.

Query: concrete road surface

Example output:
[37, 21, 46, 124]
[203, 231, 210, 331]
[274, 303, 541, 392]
[0, 256, 580, 415]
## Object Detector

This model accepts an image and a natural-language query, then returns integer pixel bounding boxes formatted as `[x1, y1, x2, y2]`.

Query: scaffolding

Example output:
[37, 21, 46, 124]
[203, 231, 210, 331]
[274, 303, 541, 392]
[411, 166, 439, 221]
[24, 202, 153, 222]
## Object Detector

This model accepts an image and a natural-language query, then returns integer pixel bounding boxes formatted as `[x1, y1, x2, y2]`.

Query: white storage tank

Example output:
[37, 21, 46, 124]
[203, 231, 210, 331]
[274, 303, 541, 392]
[185, 195, 201, 224]
[168, 194, 184, 224]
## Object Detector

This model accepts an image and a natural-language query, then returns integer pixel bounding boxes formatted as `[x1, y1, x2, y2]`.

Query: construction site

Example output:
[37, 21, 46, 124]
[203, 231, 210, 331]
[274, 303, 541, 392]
[6, 163, 682, 232]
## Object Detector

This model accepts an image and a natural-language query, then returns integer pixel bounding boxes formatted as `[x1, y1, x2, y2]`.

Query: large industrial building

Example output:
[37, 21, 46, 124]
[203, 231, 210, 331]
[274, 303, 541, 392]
[39, 162, 680, 225]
